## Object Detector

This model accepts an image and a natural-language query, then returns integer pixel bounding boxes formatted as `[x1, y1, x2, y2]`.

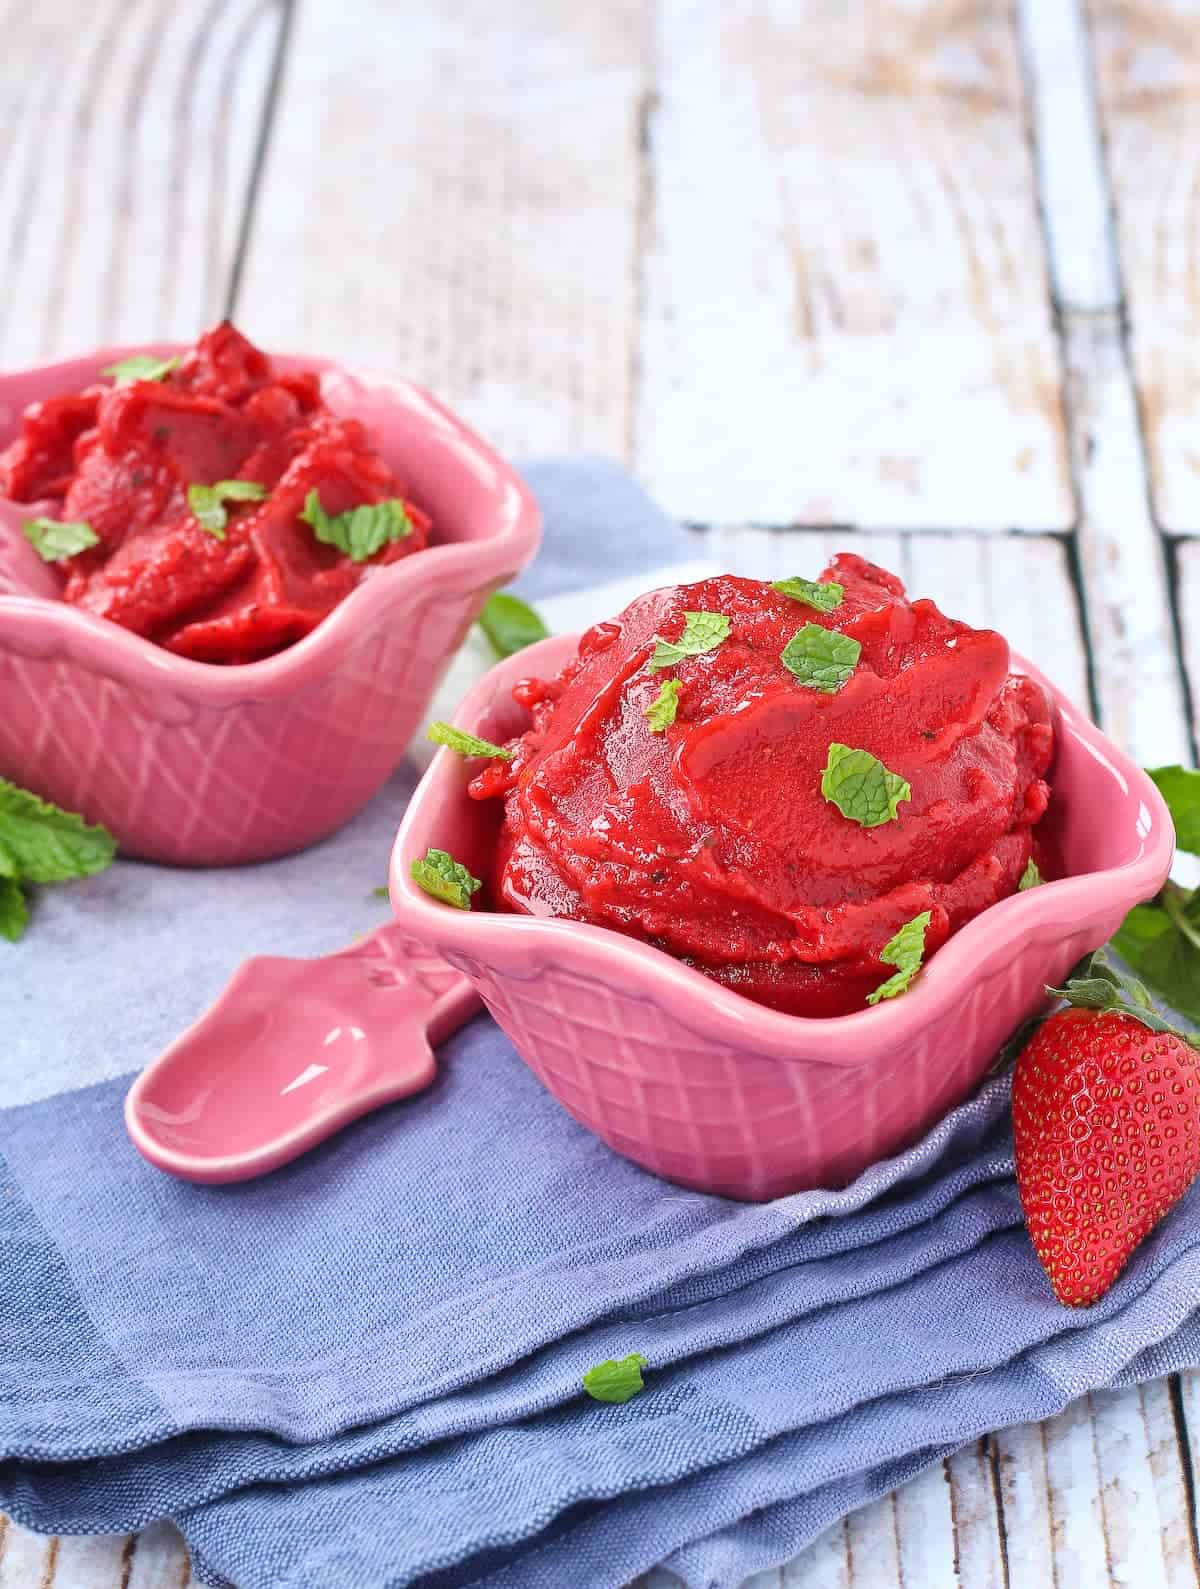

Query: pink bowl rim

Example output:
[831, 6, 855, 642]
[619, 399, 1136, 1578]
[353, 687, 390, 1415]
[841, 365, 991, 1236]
[389, 633, 1177, 1065]
[0, 342, 541, 702]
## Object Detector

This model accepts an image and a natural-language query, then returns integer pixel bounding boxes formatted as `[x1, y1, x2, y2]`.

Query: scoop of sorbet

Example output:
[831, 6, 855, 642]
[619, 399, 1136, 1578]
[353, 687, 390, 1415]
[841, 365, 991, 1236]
[470, 555, 1055, 1018]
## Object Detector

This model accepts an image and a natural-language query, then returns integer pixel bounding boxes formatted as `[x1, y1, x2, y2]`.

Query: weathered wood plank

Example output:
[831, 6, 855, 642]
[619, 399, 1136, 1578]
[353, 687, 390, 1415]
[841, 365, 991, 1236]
[1019, 0, 1191, 767]
[0, 0, 283, 366]
[636, 0, 1072, 529]
[234, 0, 649, 462]
[1087, 0, 1200, 531]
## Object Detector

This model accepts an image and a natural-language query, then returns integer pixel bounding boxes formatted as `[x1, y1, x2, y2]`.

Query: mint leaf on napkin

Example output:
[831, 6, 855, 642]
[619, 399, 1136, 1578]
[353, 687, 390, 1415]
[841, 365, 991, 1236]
[583, 1353, 648, 1404]
[427, 722, 513, 761]
[188, 480, 269, 540]
[650, 611, 730, 672]
[772, 576, 844, 612]
[821, 744, 911, 829]
[0, 876, 29, 943]
[782, 623, 861, 693]
[300, 491, 412, 562]
[0, 779, 117, 884]
[645, 679, 681, 732]
[866, 911, 932, 1005]
[22, 517, 100, 562]
[479, 592, 550, 659]
[102, 352, 180, 385]
[411, 848, 482, 910]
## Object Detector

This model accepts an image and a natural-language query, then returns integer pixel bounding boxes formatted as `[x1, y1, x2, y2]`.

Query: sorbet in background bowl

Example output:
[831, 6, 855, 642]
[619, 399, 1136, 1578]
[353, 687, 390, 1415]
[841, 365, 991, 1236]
[392, 561, 1171, 1198]
[0, 327, 541, 864]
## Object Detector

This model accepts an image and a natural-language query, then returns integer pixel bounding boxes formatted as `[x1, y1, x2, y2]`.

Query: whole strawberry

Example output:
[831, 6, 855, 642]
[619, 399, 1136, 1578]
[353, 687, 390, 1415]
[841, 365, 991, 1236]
[1013, 956, 1200, 1307]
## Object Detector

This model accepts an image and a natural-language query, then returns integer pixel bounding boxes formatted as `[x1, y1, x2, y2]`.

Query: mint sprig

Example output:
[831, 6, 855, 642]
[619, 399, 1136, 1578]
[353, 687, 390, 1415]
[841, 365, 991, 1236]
[867, 911, 932, 1005]
[1110, 765, 1200, 1025]
[781, 623, 861, 693]
[0, 778, 117, 943]
[821, 743, 911, 828]
[772, 576, 844, 613]
[427, 722, 513, 760]
[645, 679, 681, 732]
[410, 847, 482, 910]
[478, 591, 549, 659]
[583, 1353, 648, 1404]
[102, 353, 180, 385]
[188, 480, 268, 539]
[649, 611, 730, 672]
[22, 518, 100, 562]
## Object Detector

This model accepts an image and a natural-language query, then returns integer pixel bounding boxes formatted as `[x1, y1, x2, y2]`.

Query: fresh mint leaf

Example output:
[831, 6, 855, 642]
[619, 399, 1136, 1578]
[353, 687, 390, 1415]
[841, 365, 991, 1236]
[1019, 858, 1043, 891]
[821, 743, 911, 829]
[781, 623, 861, 693]
[772, 576, 844, 612]
[478, 591, 549, 659]
[188, 479, 268, 539]
[427, 722, 513, 760]
[583, 1352, 648, 1404]
[649, 611, 731, 672]
[410, 847, 482, 910]
[645, 679, 681, 732]
[0, 876, 29, 942]
[299, 490, 412, 563]
[372, 885, 390, 900]
[102, 353, 180, 385]
[867, 910, 932, 1005]
[22, 517, 99, 562]
[0, 779, 116, 884]
[1112, 888, 1200, 1026]
[1147, 766, 1200, 856]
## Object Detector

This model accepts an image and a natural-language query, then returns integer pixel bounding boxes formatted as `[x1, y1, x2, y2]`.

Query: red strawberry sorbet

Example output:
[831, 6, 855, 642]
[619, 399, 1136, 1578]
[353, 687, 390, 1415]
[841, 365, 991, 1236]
[471, 557, 1055, 1018]
[0, 322, 430, 663]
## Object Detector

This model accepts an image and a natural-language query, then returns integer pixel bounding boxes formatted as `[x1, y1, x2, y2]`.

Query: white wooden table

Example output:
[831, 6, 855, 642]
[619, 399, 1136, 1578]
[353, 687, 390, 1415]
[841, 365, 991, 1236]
[2, 1, 1198, 1584]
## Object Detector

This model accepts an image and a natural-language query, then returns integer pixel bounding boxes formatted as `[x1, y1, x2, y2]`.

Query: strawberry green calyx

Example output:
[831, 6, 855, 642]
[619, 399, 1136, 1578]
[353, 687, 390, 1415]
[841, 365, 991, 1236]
[1047, 950, 1200, 1053]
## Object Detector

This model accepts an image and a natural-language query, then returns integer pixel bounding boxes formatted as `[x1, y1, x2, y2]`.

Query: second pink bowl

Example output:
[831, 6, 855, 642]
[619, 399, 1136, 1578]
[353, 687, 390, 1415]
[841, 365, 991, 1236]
[0, 347, 541, 865]
[390, 636, 1174, 1200]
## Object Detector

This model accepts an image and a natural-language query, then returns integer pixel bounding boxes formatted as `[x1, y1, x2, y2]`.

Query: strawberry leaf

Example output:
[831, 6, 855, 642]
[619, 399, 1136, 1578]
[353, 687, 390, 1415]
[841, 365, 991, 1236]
[1048, 950, 1200, 1050]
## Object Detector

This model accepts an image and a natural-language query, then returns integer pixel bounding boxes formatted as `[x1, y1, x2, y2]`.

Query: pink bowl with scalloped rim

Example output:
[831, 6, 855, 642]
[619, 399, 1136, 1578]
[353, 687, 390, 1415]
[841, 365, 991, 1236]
[389, 634, 1175, 1200]
[0, 346, 541, 865]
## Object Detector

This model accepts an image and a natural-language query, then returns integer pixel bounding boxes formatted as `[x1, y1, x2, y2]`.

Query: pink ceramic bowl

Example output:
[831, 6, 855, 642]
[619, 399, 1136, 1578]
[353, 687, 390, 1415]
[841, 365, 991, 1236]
[0, 346, 541, 865]
[389, 635, 1175, 1200]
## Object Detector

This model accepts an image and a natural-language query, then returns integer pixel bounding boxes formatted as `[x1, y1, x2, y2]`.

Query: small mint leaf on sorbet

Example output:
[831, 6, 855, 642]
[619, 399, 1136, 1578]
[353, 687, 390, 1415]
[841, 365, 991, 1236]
[300, 490, 411, 563]
[821, 743, 911, 829]
[1019, 858, 1043, 891]
[583, 1353, 648, 1404]
[411, 847, 482, 910]
[645, 679, 681, 732]
[22, 517, 99, 562]
[649, 611, 730, 672]
[867, 911, 932, 1005]
[427, 722, 513, 760]
[772, 576, 844, 612]
[479, 591, 549, 658]
[188, 480, 268, 540]
[781, 623, 861, 693]
[102, 353, 180, 385]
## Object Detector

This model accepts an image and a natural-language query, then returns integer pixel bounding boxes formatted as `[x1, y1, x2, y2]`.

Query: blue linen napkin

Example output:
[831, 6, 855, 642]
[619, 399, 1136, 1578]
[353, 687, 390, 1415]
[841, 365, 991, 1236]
[3, 457, 1200, 1589]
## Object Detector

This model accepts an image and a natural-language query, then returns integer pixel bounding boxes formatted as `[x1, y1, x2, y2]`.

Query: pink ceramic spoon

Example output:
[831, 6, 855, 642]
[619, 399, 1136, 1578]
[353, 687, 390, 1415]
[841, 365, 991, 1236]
[124, 925, 479, 1183]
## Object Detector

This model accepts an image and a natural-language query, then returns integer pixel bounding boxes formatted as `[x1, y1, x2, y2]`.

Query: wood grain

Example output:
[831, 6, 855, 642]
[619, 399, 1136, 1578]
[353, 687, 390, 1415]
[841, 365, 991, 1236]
[635, 0, 1072, 528]
[1088, 0, 1200, 531]
[0, 0, 283, 367]
[233, 0, 650, 461]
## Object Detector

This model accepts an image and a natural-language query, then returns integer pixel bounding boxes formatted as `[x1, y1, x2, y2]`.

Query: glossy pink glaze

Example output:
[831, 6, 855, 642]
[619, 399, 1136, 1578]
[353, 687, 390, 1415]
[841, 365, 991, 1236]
[389, 635, 1176, 1200]
[125, 924, 480, 1182]
[0, 346, 541, 864]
